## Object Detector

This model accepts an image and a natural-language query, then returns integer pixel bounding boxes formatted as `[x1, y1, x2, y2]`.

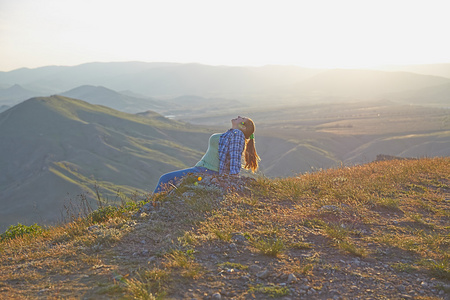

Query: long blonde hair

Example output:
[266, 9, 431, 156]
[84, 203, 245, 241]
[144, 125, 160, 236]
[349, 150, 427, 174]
[241, 118, 260, 173]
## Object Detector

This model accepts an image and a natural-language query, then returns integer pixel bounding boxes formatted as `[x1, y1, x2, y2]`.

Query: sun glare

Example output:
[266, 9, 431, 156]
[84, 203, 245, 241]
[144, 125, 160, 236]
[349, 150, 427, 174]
[0, 0, 449, 71]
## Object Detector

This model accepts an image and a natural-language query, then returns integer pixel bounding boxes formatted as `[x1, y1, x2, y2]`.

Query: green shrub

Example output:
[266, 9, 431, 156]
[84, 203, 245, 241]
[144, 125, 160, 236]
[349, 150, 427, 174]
[1, 223, 44, 241]
[89, 206, 119, 223]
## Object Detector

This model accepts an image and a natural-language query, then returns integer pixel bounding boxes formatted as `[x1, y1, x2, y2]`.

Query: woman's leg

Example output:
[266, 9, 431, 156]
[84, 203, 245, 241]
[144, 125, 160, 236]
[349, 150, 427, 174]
[153, 166, 217, 194]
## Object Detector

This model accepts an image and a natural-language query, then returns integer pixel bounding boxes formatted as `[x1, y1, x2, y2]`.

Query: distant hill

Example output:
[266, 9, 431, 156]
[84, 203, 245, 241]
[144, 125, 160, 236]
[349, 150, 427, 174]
[384, 82, 450, 106]
[0, 62, 322, 98]
[60, 85, 166, 113]
[60, 86, 246, 118]
[2, 62, 450, 107]
[291, 69, 450, 102]
[0, 95, 212, 231]
[378, 63, 450, 79]
[0, 84, 43, 106]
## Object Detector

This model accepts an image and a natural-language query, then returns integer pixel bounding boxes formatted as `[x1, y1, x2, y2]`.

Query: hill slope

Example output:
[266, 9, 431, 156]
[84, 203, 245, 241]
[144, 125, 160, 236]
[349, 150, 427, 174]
[0, 158, 448, 299]
[0, 95, 211, 231]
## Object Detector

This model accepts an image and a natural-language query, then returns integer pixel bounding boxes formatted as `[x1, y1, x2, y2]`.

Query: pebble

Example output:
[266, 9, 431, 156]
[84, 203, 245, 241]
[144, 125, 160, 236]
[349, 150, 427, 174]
[228, 243, 237, 250]
[318, 205, 343, 214]
[287, 273, 297, 283]
[231, 234, 247, 244]
[256, 269, 271, 279]
[248, 265, 261, 274]
[211, 292, 221, 299]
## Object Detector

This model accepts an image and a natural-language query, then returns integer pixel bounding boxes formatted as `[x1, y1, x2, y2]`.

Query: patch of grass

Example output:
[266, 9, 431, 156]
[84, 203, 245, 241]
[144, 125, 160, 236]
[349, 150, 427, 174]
[291, 241, 313, 250]
[249, 283, 290, 298]
[250, 236, 285, 257]
[212, 229, 232, 241]
[178, 231, 198, 246]
[299, 218, 326, 229]
[324, 223, 350, 241]
[184, 195, 217, 212]
[419, 258, 450, 280]
[88, 227, 124, 248]
[123, 268, 169, 300]
[89, 206, 120, 223]
[97, 283, 126, 296]
[407, 213, 436, 229]
[370, 197, 400, 210]
[164, 249, 204, 279]
[218, 262, 249, 270]
[322, 223, 368, 256]
[337, 240, 368, 257]
[299, 263, 315, 275]
[391, 262, 418, 273]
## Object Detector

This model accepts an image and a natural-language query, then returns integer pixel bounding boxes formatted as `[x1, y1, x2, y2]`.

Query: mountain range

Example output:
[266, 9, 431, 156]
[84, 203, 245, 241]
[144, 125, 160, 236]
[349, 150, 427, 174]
[1, 62, 450, 108]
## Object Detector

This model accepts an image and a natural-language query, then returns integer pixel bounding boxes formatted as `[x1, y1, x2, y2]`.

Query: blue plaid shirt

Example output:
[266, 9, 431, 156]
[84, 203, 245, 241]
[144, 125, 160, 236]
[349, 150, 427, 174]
[218, 129, 245, 175]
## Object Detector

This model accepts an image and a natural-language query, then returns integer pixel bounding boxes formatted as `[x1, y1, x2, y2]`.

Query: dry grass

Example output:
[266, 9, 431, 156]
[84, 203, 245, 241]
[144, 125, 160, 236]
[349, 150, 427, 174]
[1, 157, 449, 299]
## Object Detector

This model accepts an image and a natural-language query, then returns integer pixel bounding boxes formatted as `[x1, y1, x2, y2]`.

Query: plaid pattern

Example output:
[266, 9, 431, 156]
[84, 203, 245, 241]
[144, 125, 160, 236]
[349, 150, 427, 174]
[218, 129, 245, 175]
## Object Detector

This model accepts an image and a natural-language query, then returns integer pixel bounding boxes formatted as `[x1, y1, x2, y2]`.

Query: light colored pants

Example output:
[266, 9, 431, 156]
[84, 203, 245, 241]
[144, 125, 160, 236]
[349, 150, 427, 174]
[153, 166, 218, 193]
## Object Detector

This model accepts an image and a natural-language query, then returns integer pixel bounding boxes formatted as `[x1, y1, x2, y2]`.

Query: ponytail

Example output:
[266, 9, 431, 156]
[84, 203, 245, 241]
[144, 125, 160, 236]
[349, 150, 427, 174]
[241, 118, 260, 173]
[244, 138, 260, 172]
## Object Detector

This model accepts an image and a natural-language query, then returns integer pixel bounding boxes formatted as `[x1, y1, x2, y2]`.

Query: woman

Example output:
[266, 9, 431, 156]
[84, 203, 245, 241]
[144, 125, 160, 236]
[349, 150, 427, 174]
[153, 116, 259, 193]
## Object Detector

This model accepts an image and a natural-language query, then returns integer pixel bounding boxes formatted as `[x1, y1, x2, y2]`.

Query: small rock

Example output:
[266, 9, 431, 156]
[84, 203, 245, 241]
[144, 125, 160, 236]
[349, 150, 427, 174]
[300, 285, 310, 290]
[256, 269, 271, 279]
[397, 285, 406, 292]
[231, 234, 247, 244]
[318, 205, 342, 214]
[248, 265, 261, 274]
[228, 243, 237, 250]
[88, 225, 99, 231]
[287, 273, 297, 283]
[212, 292, 222, 299]
[142, 203, 152, 211]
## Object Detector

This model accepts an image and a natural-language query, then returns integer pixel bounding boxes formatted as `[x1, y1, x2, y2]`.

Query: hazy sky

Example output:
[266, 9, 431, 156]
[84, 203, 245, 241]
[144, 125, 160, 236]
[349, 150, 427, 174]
[1, 0, 449, 71]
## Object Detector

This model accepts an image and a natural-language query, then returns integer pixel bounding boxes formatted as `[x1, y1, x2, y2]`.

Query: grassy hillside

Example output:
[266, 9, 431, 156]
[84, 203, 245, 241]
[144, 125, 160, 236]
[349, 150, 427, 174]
[0, 95, 212, 231]
[0, 157, 448, 299]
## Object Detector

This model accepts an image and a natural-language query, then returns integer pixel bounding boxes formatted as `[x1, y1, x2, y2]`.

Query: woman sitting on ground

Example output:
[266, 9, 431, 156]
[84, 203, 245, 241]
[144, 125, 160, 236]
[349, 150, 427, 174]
[153, 116, 260, 193]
